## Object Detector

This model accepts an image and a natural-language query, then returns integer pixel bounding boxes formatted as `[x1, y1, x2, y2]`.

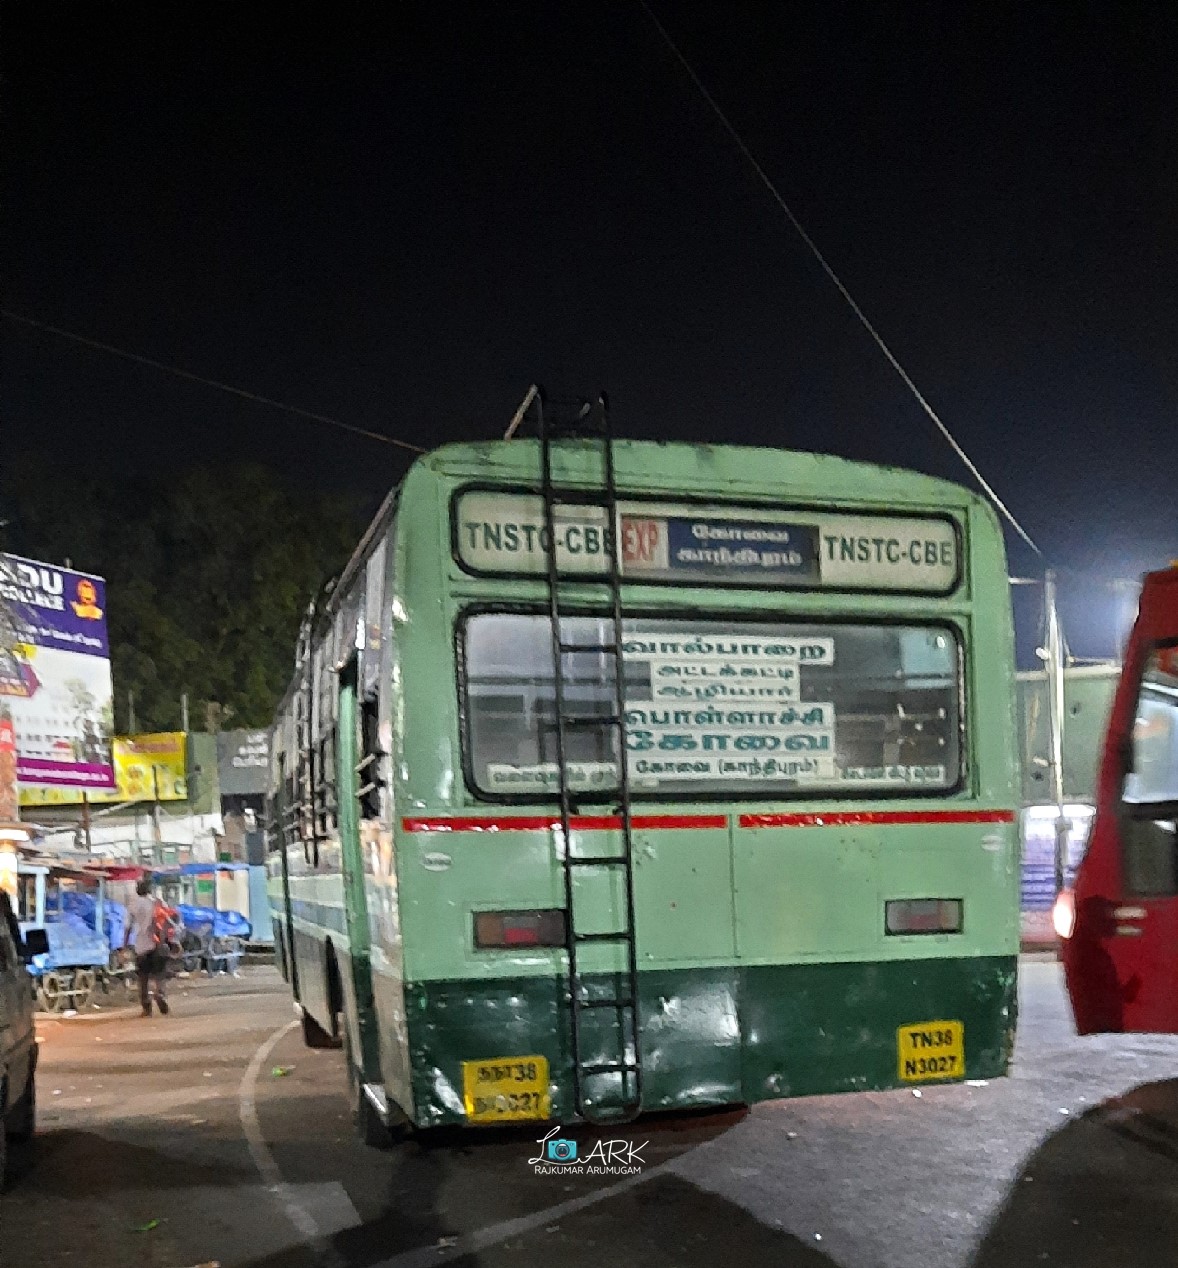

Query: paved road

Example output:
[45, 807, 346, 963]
[6, 960, 1178, 1268]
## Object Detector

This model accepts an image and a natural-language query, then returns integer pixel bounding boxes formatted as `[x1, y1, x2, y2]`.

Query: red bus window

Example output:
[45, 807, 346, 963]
[1121, 646, 1178, 896]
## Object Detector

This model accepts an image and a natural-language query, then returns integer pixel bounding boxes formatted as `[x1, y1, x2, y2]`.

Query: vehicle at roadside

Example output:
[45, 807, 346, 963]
[1, 890, 48, 1187]
[1059, 566, 1178, 1033]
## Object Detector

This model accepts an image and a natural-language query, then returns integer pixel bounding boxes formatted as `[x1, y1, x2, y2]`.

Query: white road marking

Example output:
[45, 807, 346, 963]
[239, 1017, 704, 1268]
[368, 1162, 669, 1268]
[238, 1019, 358, 1267]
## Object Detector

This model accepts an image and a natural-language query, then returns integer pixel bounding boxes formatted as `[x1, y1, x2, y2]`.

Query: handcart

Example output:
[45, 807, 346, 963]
[172, 904, 251, 975]
[17, 857, 135, 1010]
[153, 863, 252, 976]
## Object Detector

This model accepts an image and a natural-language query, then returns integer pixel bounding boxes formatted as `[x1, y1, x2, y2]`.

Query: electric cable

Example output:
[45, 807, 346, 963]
[2, 309, 426, 454]
[637, 0, 1042, 557]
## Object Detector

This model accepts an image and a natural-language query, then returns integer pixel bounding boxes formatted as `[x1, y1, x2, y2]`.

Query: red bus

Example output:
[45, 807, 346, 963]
[1059, 566, 1178, 1033]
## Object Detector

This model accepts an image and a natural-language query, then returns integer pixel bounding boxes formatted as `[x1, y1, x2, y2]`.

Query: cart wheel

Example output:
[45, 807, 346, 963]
[39, 971, 68, 1012]
[73, 969, 96, 1009]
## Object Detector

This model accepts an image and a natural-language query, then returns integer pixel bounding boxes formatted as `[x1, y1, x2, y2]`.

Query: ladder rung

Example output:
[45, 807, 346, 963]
[568, 855, 628, 866]
[579, 1061, 640, 1076]
[558, 642, 620, 655]
[563, 714, 621, 728]
[574, 930, 633, 943]
[577, 997, 635, 1010]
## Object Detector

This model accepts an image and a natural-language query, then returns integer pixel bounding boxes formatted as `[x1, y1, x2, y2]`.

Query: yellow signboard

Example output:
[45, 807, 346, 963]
[19, 732, 188, 806]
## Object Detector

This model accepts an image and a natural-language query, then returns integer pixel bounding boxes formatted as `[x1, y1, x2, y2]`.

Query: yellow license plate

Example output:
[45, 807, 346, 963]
[897, 1020, 965, 1083]
[462, 1055, 550, 1123]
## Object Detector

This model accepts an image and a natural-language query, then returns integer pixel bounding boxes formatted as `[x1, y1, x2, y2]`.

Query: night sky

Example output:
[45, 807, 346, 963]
[5, 2, 1176, 659]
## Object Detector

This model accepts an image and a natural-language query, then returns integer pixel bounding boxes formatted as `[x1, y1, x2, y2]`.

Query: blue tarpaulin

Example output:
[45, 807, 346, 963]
[28, 915, 109, 975]
[154, 863, 249, 877]
[175, 904, 251, 940]
[61, 891, 126, 951]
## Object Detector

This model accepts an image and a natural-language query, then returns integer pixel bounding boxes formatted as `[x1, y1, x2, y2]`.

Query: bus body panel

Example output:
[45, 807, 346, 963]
[1062, 568, 1178, 1034]
[268, 439, 1020, 1128]
[402, 956, 1016, 1127]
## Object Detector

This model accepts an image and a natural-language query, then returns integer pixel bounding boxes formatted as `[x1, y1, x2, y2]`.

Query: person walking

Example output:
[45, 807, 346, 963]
[124, 877, 173, 1016]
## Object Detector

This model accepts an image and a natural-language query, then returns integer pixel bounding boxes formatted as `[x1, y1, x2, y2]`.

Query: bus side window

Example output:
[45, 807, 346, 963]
[359, 693, 383, 821]
[1121, 646, 1178, 896]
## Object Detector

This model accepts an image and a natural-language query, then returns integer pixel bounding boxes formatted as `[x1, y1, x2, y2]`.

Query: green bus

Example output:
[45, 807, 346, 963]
[267, 408, 1019, 1138]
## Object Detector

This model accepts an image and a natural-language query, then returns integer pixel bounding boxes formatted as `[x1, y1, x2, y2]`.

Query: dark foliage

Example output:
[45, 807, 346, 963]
[1, 459, 368, 732]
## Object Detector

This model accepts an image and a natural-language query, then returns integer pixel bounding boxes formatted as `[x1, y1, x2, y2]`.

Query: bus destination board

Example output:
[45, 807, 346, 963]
[455, 492, 958, 593]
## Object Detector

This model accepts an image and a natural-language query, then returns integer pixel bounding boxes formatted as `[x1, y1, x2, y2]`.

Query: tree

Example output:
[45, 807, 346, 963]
[1, 459, 369, 732]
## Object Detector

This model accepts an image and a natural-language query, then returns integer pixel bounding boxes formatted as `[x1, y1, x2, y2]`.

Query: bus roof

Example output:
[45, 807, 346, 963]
[415, 437, 988, 509]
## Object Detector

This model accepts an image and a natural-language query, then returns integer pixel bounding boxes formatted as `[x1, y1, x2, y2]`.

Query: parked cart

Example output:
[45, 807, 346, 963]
[153, 863, 252, 975]
[17, 857, 139, 1010]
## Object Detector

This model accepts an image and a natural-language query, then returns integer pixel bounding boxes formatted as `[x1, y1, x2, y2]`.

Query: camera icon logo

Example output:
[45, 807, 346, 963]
[546, 1138, 577, 1163]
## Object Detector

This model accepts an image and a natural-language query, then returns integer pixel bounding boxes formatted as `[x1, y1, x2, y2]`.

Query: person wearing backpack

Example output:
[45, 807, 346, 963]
[123, 877, 175, 1017]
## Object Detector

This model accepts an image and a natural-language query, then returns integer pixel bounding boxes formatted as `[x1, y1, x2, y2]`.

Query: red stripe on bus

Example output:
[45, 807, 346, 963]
[402, 810, 1013, 833]
[401, 814, 727, 833]
[738, 810, 1016, 829]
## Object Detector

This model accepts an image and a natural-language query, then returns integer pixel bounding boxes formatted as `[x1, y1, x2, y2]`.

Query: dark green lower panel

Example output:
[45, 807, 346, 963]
[405, 955, 1017, 1128]
[740, 958, 1016, 1100]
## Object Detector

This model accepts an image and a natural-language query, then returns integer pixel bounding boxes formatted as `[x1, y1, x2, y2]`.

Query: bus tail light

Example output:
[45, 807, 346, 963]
[885, 898, 963, 935]
[1052, 889, 1076, 940]
[474, 910, 567, 950]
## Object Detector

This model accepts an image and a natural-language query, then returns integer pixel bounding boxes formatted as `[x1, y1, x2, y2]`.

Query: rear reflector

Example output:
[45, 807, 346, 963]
[474, 909, 567, 950]
[885, 898, 963, 935]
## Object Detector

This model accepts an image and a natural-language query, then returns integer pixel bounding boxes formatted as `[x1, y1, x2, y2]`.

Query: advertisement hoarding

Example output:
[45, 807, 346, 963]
[18, 732, 188, 806]
[0, 707, 17, 823]
[0, 553, 115, 791]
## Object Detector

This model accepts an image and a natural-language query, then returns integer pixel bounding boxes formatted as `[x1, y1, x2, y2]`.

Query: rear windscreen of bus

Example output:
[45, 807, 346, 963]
[461, 615, 962, 798]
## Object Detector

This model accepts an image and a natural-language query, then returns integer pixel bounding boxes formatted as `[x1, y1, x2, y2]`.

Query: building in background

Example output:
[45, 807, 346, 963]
[21, 731, 221, 866]
[215, 729, 269, 863]
[1017, 663, 1120, 943]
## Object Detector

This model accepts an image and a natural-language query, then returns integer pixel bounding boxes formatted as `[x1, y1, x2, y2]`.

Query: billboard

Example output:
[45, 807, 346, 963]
[0, 706, 17, 822]
[19, 732, 187, 806]
[216, 729, 270, 797]
[0, 553, 115, 791]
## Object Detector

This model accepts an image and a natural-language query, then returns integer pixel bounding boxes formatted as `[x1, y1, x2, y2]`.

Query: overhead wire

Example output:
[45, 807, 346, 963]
[636, 1, 1042, 559]
[1, 309, 426, 455]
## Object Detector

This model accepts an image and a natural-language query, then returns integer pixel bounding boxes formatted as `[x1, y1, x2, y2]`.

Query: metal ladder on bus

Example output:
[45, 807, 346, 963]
[537, 392, 643, 1124]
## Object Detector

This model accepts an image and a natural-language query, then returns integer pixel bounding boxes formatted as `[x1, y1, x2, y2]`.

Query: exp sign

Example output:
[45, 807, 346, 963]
[454, 493, 958, 593]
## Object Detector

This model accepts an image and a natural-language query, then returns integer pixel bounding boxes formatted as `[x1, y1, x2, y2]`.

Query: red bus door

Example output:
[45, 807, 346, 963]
[1060, 568, 1178, 1034]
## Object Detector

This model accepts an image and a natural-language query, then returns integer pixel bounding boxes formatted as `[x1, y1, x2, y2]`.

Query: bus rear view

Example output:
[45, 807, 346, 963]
[1060, 566, 1178, 1034]
[268, 419, 1021, 1137]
